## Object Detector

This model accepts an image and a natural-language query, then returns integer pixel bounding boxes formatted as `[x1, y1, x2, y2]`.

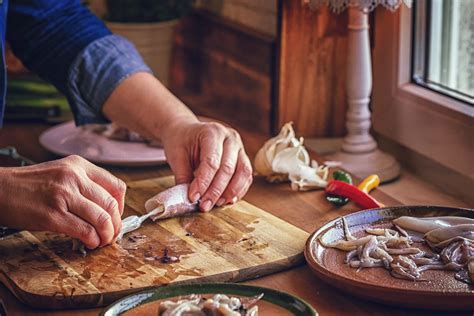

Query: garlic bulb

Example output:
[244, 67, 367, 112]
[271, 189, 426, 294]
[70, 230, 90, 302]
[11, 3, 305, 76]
[254, 122, 329, 190]
[271, 137, 309, 174]
[254, 122, 296, 177]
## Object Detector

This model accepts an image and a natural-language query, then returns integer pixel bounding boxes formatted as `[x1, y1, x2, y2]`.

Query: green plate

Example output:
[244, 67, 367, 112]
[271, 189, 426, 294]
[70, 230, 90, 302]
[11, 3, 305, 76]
[101, 283, 317, 316]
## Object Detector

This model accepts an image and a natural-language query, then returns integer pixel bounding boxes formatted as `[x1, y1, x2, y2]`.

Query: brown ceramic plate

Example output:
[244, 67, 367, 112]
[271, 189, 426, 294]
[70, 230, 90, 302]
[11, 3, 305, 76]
[305, 205, 474, 310]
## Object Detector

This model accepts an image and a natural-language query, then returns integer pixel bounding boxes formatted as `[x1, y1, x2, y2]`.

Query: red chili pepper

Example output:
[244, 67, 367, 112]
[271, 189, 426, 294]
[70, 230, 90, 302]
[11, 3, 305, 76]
[325, 180, 384, 209]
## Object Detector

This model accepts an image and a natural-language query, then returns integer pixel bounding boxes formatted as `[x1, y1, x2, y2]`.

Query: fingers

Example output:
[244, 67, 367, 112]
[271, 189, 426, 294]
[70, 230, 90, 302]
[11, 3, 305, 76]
[81, 159, 126, 216]
[68, 196, 116, 248]
[219, 150, 253, 205]
[80, 180, 122, 241]
[54, 212, 101, 249]
[188, 130, 224, 203]
[172, 148, 194, 185]
[199, 139, 239, 212]
[182, 124, 252, 211]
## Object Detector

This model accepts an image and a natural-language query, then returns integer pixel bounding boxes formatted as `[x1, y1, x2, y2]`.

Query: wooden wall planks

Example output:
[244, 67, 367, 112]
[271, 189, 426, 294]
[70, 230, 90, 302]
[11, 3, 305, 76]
[171, 3, 350, 137]
[170, 10, 276, 134]
[195, 0, 278, 37]
[276, 0, 349, 137]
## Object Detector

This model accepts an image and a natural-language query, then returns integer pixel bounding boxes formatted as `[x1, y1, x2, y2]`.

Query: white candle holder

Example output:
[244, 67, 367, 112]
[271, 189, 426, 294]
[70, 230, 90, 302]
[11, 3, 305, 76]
[305, 0, 411, 182]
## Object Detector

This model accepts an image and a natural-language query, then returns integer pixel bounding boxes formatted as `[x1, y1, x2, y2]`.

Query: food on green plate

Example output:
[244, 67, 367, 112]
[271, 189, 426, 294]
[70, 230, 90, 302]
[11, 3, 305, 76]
[158, 293, 263, 316]
[320, 216, 473, 284]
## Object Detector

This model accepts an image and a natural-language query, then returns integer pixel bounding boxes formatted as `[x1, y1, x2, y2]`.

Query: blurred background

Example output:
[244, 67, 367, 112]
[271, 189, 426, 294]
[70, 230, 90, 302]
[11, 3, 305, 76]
[5, 0, 472, 138]
[2, 0, 473, 203]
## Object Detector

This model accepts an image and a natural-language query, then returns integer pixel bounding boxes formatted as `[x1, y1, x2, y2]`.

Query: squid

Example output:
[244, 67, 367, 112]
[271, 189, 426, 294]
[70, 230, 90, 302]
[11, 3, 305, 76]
[118, 184, 198, 241]
[322, 215, 474, 284]
[424, 224, 474, 245]
[144, 184, 199, 220]
[159, 294, 262, 316]
[393, 216, 474, 234]
[73, 184, 200, 255]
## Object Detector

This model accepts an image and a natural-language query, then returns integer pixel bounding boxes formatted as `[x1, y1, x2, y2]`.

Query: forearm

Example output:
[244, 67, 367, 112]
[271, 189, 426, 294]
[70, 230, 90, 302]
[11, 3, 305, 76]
[102, 72, 199, 141]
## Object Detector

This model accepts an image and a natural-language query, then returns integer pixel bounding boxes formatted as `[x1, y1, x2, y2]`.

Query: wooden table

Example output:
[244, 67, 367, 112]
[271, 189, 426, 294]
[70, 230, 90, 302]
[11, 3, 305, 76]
[0, 122, 468, 315]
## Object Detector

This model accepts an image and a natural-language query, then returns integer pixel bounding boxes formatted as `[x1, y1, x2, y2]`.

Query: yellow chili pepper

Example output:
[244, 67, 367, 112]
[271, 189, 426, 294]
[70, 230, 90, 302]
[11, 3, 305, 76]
[357, 174, 380, 193]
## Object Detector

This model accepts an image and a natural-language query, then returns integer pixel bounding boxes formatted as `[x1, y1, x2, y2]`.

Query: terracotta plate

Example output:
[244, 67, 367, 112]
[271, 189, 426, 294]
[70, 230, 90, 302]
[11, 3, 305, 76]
[305, 205, 474, 310]
[100, 283, 317, 316]
[39, 121, 166, 166]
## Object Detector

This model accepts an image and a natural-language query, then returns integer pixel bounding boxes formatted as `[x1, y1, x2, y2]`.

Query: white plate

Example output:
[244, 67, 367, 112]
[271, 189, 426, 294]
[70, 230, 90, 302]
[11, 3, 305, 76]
[39, 121, 167, 166]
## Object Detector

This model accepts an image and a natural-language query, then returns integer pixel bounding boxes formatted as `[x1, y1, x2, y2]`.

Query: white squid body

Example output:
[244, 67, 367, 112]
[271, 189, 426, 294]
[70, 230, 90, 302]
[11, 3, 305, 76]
[424, 224, 474, 244]
[144, 183, 198, 220]
[393, 216, 474, 234]
[469, 260, 474, 282]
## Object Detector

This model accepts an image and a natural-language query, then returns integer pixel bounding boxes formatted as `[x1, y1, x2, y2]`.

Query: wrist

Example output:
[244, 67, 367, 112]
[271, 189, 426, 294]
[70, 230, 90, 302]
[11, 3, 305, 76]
[155, 113, 199, 142]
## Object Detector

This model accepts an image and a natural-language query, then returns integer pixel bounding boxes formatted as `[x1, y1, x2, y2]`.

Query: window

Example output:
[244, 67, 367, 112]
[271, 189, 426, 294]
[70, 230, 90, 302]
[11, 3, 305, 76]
[412, 0, 474, 105]
[372, 2, 474, 202]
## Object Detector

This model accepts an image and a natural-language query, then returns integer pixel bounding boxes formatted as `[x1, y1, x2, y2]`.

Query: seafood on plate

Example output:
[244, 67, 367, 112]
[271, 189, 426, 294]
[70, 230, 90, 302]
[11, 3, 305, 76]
[320, 216, 474, 284]
[392, 216, 474, 234]
[158, 293, 263, 316]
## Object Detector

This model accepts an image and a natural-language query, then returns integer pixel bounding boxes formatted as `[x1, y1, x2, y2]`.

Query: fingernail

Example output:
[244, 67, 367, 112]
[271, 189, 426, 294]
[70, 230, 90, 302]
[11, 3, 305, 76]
[231, 196, 238, 204]
[201, 199, 212, 212]
[216, 198, 226, 207]
[191, 192, 201, 203]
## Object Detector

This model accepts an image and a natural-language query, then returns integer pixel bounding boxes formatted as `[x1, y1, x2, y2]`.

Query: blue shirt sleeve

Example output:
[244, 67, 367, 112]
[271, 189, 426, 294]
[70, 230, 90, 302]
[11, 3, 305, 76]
[7, 0, 111, 93]
[67, 35, 152, 125]
[6, 0, 152, 125]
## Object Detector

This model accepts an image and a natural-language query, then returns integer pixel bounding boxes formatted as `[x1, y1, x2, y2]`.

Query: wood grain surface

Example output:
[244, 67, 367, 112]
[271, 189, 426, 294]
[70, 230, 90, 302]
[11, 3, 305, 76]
[2, 122, 471, 316]
[0, 176, 308, 309]
[277, 0, 348, 137]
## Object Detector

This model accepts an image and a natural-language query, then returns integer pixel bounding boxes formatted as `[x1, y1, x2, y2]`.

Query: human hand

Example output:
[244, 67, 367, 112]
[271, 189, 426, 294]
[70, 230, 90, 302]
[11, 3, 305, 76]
[161, 121, 253, 212]
[0, 155, 126, 249]
[100, 73, 252, 210]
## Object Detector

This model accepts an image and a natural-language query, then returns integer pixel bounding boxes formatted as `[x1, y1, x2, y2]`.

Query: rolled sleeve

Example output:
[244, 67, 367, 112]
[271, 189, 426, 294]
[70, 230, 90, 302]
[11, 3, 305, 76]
[67, 35, 152, 125]
[7, 0, 112, 93]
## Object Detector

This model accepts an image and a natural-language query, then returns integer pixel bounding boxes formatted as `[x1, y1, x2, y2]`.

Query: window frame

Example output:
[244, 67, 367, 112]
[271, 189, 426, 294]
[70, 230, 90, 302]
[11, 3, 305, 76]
[372, 4, 473, 184]
[411, 0, 473, 105]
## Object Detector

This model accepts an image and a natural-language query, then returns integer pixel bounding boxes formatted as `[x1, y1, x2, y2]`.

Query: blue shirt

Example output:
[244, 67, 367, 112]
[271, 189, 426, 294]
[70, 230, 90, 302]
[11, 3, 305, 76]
[0, 0, 151, 126]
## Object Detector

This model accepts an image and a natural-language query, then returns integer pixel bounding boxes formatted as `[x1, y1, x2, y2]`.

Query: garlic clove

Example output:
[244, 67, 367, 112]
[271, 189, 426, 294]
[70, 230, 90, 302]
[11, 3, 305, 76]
[254, 149, 273, 176]
[266, 173, 289, 183]
[316, 165, 329, 181]
[254, 122, 296, 176]
[271, 138, 309, 175]
[288, 164, 328, 191]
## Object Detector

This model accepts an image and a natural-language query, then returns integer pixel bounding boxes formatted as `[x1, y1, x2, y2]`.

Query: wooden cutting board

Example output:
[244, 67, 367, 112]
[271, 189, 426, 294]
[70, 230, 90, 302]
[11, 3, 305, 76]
[0, 176, 309, 309]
